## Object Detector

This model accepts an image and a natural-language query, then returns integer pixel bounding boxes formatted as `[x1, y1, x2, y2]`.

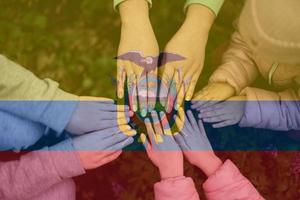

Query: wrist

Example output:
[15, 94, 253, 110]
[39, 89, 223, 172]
[184, 4, 215, 32]
[159, 166, 184, 180]
[193, 153, 223, 177]
[119, 0, 150, 25]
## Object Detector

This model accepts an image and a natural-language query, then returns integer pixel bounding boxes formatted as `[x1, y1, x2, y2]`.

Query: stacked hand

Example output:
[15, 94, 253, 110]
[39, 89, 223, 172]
[116, 1, 215, 116]
[141, 109, 222, 179]
[193, 95, 246, 128]
[66, 96, 133, 135]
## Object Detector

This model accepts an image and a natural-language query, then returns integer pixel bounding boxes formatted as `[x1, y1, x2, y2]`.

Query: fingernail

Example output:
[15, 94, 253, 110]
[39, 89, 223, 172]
[133, 105, 138, 112]
[141, 109, 147, 117]
[129, 111, 134, 117]
[175, 104, 180, 110]
[186, 96, 191, 101]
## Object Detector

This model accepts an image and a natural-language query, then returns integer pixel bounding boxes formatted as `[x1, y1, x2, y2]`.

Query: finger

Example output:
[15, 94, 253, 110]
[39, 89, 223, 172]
[127, 71, 137, 112]
[137, 74, 148, 117]
[166, 78, 177, 113]
[140, 133, 151, 150]
[172, 68, 184, 111]
[144, 118, 156, 144]
[202, 115, 227, 123]
[197, 120, 208, 138]
[174, 107, 185, 132]
[175, 83, 185, 111]
[98, 151, 123, 166]
[117, 63, 125, 99]
[151, 111, 164, 135]
[185, 75, 198, 101]
[159, 112, 172, 136]
[122, 129, 137, 136]
[186, 110, 198, 131]
[198, 109, 225, 119]
[106, 137, 134, 150]
[159, 66, 174, 109]
[212, 120, 234, 128]
[197, 103, 222, 113]
[173, 133, 189, 150]
[147, 72, 158, 112]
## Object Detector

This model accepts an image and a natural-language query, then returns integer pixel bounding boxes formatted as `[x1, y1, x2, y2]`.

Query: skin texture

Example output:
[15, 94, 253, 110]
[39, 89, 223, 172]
[191, 82, 235, 109]
[174, 108, 223, 177]
[159, 4, 215, 113]
[198, 95, 246, 128]
[117, 0, 159, 117]
[142, 111, 184, 180]
[66, 96, 133, 135]
[73, 126, 136, 170]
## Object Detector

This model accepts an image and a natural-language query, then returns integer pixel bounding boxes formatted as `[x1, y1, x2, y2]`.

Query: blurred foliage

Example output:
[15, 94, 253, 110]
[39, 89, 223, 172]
[1, 0, 299, 199]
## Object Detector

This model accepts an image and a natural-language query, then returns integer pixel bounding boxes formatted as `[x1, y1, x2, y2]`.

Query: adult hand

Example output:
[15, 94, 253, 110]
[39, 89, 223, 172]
[159, 4, 215, 113]
[174, 108, 222, 177]
[117, 0, 159, 117]
[141, 111, 183, 180]
[73, 125, 136, 170]
[66, 96, 133, 135]
[191, 82, 235, 110]
[198, 96, 246, 128]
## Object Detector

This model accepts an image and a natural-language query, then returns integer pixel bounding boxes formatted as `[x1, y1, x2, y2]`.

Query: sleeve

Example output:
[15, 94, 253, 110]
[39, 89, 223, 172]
[203, 160, 264, 200]
[0, 139, 85, 200]
[114, 0, 152, 11]
[184, 0, 224, 16]
[209, 31, 258, 95]
[154, 176, 200, 200]
[239, 87, 300, 131]
[0, 55, 78, 133]
[0, 110, 46, 151]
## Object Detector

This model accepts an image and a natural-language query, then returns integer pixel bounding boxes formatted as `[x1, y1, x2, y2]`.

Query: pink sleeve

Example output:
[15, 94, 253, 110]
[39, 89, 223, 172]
[0, 149, 85, 200]
[203, 160, 264, 200]
[154, 176, 200, 200]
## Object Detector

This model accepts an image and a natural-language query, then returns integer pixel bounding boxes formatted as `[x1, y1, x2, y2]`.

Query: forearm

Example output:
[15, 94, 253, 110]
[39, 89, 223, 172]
[0, 142, 84, 200]
[119, 0, 150, 26]
[0, 55, 78, 133]
[193, 153, 223, 177]
[184, 4, 215, 34]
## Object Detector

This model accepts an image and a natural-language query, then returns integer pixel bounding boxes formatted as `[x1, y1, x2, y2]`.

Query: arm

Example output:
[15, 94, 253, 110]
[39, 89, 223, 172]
[192, 31, 258, 109]
[174, 109, 264, 200]
[0, 140, 85, 200]
[142, 111, 199, 200]
[116, 0, 159, 117]
[0, 55, 78, 133]
[239, 87, 300, 131]
[0, 126, 136, 200]
[160, 3, 217, 113]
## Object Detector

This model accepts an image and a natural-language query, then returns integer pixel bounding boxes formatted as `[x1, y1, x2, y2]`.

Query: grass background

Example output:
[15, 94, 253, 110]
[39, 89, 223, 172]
[1, 0, 300, 199]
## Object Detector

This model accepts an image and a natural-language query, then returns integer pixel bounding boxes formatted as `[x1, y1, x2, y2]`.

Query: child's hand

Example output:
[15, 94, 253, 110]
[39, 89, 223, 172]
[191, 82, 235, 109]
[66, 96, 133, 135]
[141, 111, 183, 180]
[73, 125, 136, 170]
[117, 0, 159, 116]
[159, 4, 215, 113]
[174, 109, 222, 177]
[198, 96, 246, 128]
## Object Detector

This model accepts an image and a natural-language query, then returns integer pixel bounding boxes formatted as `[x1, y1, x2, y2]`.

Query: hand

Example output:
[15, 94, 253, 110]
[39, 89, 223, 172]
[73, 126, 136, 170]
[173, 108, 222, 177]
[191, 82, 235, 109]
[117, 0, 159, 117]
[198, 96, 246, 128]
[66, 96, 133, 135]
[141, 111, 183, 180]
[159, 4, 215, 113]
